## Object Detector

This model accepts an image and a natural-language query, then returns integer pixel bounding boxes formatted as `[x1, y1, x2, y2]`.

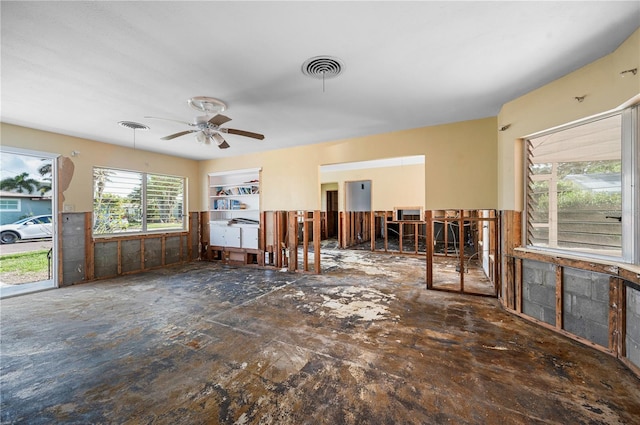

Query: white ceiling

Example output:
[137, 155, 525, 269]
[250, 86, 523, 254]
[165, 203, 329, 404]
[1, 1, 638, 160]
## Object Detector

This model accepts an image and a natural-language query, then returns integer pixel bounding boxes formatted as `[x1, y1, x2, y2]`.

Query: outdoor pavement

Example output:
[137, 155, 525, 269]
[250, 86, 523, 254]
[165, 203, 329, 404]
[0, 239, 52, 255]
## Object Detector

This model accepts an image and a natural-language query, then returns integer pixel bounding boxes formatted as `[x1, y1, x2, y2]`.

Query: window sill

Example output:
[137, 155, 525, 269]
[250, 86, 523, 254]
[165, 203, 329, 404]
[513, 247, 640, 283]
[93, 229, 187, 241]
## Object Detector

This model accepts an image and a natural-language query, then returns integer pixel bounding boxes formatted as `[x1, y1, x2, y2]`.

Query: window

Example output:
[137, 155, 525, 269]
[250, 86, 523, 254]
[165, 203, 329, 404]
[0, 199, 20, 211]
[93, 167, 185, 235]
[30, 215, 51, 224]
[525, 105, 638, 264]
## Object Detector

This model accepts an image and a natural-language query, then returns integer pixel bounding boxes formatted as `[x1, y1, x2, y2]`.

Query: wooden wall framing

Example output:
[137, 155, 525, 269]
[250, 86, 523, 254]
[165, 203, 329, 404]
[425, 210, 499, 296]
[261, 210, 321, 274]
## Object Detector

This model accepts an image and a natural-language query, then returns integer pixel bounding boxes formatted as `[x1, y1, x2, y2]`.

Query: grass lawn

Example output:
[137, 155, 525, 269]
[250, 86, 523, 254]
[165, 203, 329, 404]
[0, 250, 50, 275]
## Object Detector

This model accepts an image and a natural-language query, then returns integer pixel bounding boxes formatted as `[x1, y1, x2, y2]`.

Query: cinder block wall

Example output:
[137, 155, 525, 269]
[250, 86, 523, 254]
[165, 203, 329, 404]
[522, 260, 556, 325]
[627, 286, 640, 368]
[562, 267, 610, 347]
[61, 212, 86, 286]
[60, 212, 200, 285]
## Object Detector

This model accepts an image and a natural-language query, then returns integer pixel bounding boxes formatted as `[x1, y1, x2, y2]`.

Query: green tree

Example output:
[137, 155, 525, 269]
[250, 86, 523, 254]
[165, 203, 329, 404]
[93, 169, 118, 233]
[37, 160, 52, 194]
[146, 175, 183, 224]
[0, 172, 41, 194]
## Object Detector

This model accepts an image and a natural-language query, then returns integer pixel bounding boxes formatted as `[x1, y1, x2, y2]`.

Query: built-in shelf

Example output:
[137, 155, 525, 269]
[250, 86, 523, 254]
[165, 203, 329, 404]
[208, 168, 261, 252]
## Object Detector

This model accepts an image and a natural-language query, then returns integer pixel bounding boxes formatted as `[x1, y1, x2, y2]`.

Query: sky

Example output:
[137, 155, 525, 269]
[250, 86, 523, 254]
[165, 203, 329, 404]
[0, 152, 51, 184]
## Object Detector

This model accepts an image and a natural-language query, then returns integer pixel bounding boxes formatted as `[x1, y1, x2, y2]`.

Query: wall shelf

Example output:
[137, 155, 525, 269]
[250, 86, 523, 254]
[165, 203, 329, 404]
[208, 168, 261, 253]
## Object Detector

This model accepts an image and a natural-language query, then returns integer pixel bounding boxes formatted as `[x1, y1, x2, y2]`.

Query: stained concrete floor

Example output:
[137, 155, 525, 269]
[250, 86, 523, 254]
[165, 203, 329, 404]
[1, 249, 640, 424]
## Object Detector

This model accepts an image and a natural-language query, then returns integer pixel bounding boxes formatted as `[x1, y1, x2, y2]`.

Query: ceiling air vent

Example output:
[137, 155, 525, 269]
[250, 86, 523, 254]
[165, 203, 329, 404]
[117, 121, 149, 131]
[301, 56, 344, 79]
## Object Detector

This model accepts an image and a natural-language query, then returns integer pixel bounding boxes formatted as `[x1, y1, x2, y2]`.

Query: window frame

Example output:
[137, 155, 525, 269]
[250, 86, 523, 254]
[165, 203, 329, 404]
[523, 104, 639, 265]
[92, 166, 186, 237]
[0, 199, 21, 212]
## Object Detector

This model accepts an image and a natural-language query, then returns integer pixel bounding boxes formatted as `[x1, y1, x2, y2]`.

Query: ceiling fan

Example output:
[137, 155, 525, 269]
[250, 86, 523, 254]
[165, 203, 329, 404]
[145, 114, 265, 149]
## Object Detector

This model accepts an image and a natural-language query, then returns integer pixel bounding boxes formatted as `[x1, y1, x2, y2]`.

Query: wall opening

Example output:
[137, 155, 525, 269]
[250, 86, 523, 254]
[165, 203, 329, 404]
[0, 147, 58, 298]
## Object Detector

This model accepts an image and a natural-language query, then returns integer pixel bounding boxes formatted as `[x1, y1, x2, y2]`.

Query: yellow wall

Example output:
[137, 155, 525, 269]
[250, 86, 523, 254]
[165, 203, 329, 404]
[320, 163, 425, 211]
[200, 117, 498, 211]
[497, 28, 640, 211]
[0, 124, 201, 213]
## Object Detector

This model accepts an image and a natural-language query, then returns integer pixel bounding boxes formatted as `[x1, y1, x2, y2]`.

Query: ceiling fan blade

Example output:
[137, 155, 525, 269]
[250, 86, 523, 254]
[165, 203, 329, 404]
[161, 130, 196, 140]
[212, 132, 230, 149]
[224, 128, 265, 140]
[208, 114, 232, 126]
[144, 116, 196, 126]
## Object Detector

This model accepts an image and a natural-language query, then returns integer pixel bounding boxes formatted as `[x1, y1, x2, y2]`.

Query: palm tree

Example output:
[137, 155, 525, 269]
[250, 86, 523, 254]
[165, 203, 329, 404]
[37, 161, 52, 194]
[0, 172, 41, 194]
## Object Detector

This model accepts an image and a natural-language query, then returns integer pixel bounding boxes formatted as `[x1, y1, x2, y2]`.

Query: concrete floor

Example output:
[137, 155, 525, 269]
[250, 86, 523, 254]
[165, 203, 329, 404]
[1, 249, 639, 424]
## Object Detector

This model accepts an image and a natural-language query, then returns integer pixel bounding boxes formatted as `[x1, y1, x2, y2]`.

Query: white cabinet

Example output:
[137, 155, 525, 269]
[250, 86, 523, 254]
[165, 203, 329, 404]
[241, 226, 259, 249]
[209, 223, 259, 249]
[210, 223, 241, 248]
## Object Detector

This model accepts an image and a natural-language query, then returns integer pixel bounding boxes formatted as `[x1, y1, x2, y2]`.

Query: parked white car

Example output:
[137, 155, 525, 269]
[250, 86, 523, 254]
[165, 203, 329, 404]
[0, 215, 53, 244]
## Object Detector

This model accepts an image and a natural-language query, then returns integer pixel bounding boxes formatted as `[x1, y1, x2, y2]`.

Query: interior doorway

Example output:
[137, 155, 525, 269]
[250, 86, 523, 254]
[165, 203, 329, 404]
[0, 147, 58, 298]
[326, 190, 338, 238]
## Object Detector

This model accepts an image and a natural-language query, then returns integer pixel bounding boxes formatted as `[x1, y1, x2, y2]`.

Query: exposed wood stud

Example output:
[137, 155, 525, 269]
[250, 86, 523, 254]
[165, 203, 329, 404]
[459, 210, 465, 293]
[515, 258, 522, 312]
[288, 211, 297, 272]
[555, 265, 563, 330]
[609, 277, 621, 354]
[85, 212, 94, 281]
[314, 210, 321, 274]
[303, 213, 309, 272]
[141, 238, 146, 270]
[425, 210, 433, 289]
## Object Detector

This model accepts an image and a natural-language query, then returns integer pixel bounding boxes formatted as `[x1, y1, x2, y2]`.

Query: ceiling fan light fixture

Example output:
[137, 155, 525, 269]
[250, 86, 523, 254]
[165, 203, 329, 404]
[188, 96, 227, 115]
[195, 131, 208, 144]
[212, 132, 225, 146]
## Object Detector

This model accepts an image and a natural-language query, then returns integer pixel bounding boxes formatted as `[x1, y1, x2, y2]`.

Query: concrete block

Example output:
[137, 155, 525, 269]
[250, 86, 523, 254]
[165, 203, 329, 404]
[145, 238, 162, 268]
[574, 297, 608, 325]
[543, 269, 556, 287]
[564, 291, 609, 347]
[542, 307, 555, 325]
[121, 240, 142, 273]
[564, 315, 586, 339]
[62, 260, 84, 286]
[165, 236, 181, 265]
[62, 235, 85, 262]
[591, 274, 610, 302]
[94, 242, 118, 278]
[523, 300, 555, 325]
[523, 259, 550, 280]
[626, 337, 640, 371]
[628, 287, 640, 316]
[625, 313, 640, 344]
[563, 267, 592, 298]
[529, 282, 556, 310]
[627, 287, 640, 370]
[522, 299, 544, 321]
[61, 213, 85, 236]
[586, 322, 609, 348]
[563, 294, 576, 314]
